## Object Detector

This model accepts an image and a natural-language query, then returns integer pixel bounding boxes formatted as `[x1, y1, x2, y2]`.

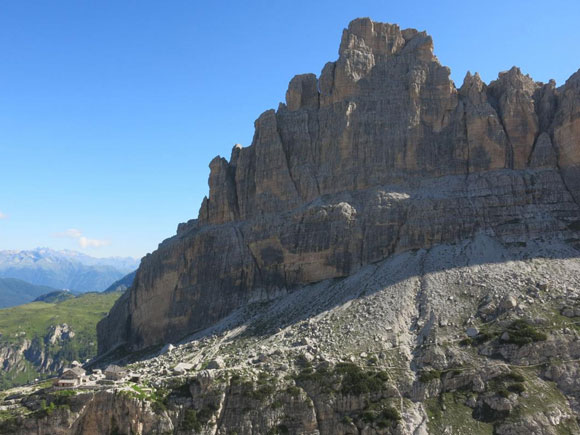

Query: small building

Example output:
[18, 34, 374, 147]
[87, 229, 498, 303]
[104, 364, 128, 381]
[55, 366, 86, 388]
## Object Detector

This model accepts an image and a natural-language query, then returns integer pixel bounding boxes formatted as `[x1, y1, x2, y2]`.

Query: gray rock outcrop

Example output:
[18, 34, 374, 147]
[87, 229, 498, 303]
[97, 17, 580, 355]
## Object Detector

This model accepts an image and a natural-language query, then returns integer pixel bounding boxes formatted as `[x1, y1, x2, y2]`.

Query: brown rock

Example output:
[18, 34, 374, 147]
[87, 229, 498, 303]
[553, 69, 580, 203]
[488, 67, 540, 169]
[286, 74, 319, 111]
[459, 71, 509, 171]
[530, 133, 558, 168]
[97, 18, 580, 355]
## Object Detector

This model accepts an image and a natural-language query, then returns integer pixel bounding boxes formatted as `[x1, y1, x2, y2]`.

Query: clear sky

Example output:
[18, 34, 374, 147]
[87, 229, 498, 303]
[1, 0, 579, 258]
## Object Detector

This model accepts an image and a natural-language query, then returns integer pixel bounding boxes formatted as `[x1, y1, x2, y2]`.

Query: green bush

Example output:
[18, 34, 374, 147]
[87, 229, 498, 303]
[180, 405, 216, 431]
[35, 400, 59, 418]
[359, 405, 400, 428]
[294, 363, 390, 396]
[376, 407, 401, 428]
[459, 338, 473, 346]
[501, 320, 547, 346]
[341, 415, 353, 424]
[419, 370, 441, 383]
[294, 365, 335, 393]
[361, 410, 377, 423]
[240, 376, 277, 402]
[285, 385, 301, 397]
[335, 363, 386, 395]
[181, 409, 201, 432]
[52, 389, 76, 397]
[461, 331, 497, 347]
[249, 383, 276, 401]
[380, 406, 401, 422]
[505, 372, 525, 383]
[507, 383, 525, 394]
[488, 371, 527, 398]
[171, 382, 191, 397]
[151, 400, 167, 414]
[375, 370, 390, 382]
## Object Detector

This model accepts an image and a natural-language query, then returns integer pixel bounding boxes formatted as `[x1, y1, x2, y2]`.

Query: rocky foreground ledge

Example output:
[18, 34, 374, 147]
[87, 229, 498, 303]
[2, 236, 580, 434]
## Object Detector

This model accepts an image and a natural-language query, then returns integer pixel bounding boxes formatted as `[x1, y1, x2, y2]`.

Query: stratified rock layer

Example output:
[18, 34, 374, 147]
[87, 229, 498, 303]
[98, 18, 580, 354]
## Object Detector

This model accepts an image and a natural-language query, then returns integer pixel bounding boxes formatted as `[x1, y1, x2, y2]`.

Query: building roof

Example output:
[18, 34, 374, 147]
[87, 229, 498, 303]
[62, 366, 86, 377]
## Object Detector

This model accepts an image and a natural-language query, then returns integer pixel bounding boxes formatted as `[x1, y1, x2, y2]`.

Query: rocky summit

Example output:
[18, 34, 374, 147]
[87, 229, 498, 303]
[2, 18, 580, 435]
[98, 17, 580, 355]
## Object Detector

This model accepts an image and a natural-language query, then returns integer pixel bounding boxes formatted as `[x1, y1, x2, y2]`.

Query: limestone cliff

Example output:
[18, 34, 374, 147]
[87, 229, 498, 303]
[97, 18, 580, 355]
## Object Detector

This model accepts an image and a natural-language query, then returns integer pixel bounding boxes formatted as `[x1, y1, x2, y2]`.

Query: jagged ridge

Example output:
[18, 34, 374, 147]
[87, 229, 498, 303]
[97, 17, 580, 355]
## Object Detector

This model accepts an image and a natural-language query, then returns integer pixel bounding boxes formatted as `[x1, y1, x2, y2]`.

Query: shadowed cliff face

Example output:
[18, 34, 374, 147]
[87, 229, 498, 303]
[98, 18, 580, 355]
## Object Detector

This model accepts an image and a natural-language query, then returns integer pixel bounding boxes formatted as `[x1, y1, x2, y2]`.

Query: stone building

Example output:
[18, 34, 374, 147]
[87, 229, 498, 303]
[55, 366, 86, 388]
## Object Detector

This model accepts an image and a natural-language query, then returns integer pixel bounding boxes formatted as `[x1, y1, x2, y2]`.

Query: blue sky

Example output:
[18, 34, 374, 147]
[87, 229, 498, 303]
[1, 0, 579, 258]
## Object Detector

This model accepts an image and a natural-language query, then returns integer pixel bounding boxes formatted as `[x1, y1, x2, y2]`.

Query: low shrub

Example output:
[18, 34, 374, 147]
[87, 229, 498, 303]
[497, 389, 510, 398]
[505, 372, 525, 383]
[501, 319, 547, 346]
[335, 363, 386, 395]
[419, 370, 441, 383]
[181, 409, 202, 432]
[341, 415, 353, 424]
[507, 383, 525, 394]
[285, 385, 301, 397]
[294, 363, 390, 396]
[180, 405, 217, 431]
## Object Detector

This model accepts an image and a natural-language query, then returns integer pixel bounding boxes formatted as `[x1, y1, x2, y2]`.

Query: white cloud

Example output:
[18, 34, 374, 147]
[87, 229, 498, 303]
[79, 236, 110, 248]
[55, 228, 110, 249]
[0, 212, 7, 219]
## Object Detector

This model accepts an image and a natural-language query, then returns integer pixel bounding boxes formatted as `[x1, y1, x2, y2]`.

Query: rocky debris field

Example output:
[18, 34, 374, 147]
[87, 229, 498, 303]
[2, 235, 580, 434]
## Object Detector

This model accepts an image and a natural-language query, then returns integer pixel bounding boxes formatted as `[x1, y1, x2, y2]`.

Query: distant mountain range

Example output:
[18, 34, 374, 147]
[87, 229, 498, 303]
[0, 248, 139, 294]
[0, 278, 62, 308]
[103, 270, 136, 293]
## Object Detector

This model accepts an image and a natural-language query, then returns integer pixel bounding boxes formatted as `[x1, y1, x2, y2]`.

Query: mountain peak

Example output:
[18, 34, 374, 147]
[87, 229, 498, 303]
[0, 249, 139, 293]
[98, 18, 580, 356]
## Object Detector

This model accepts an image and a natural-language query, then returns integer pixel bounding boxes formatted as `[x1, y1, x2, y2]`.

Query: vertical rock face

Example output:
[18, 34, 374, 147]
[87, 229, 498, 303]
[98, 18, 580, 355]
[199, 18, 464, 224]
[459, 72, 509, 171]
[487, 67, 540, 169]
[553, 71, 580, 203]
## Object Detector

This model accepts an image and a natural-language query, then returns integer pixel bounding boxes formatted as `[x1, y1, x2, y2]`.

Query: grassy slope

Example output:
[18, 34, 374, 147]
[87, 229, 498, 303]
[0, 292, 121, 339]
[0, 291, 122, 389]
